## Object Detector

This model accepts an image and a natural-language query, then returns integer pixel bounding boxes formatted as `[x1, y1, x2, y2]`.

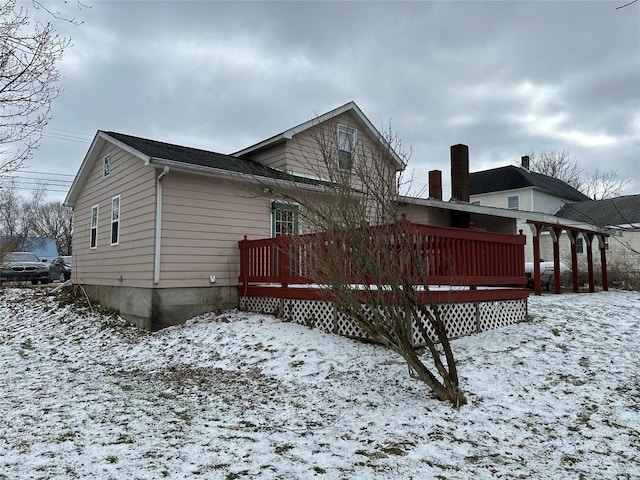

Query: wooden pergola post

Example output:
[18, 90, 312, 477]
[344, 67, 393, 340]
[585, 233, 595, 293]
[568, 230, 580, 293]
[550, 227, 563, 294]
[598, 235, 609, 291]
[530, 223, 543, 296]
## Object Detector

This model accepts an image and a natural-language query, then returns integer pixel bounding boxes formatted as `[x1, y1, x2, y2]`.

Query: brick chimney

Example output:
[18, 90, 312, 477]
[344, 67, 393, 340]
[428, 169, 442, 200]
[521, 155, 530, 171]
[450, 144, 469, 202]
[450, 144, 471, 228]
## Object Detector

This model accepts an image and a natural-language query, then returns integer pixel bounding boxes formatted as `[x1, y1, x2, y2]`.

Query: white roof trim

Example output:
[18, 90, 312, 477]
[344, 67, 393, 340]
[400, 195, 610, 234]
[64, 131, 152, 207]
[232, 101, 406, 171]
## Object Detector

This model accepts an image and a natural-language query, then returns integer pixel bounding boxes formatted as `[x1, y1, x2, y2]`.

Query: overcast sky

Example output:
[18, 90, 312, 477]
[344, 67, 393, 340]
[13, 0, 640, 202]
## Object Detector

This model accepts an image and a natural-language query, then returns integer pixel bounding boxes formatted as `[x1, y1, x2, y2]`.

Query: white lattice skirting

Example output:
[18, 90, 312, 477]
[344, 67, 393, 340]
[239, 296, 527, 346]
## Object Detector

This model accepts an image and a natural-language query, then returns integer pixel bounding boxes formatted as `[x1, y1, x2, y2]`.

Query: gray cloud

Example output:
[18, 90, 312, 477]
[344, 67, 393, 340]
[19, 0, 639, 201]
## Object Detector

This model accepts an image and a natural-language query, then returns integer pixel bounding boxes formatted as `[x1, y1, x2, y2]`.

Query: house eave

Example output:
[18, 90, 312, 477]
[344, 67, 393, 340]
[147, 157, 332, 194]
[400, 195, 611, 235]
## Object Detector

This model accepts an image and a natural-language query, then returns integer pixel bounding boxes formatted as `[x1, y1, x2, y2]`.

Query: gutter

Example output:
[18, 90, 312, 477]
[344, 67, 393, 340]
[153, 166, 170, 284]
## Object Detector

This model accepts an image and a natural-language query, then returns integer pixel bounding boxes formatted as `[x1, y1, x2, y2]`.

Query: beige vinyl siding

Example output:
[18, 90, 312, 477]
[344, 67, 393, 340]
[285, 112, 395, 190]
[158, 171, 271, 288]
[72, 143, 157, 287]
[249, 142, 287, 171]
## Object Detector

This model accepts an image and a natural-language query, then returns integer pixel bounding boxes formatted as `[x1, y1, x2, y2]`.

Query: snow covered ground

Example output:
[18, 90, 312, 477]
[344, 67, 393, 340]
[1, 287, 638, 479]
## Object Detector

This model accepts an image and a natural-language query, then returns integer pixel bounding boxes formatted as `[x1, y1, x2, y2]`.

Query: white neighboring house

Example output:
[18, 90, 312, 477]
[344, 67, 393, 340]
[555, 195, 640, 276]
[469, 157, 591, 263]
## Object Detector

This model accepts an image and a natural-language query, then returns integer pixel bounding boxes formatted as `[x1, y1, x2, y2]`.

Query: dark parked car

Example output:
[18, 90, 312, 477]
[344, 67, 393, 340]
[1, 252, 51, 285]
[49, 255, 72, 282]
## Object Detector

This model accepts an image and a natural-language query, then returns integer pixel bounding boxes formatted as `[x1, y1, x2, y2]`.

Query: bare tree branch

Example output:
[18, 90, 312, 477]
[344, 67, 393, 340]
[253, 118, 468, 407]
[527, 150, 630, 200]
[0, 0, 70, 175]
[616, 0, 638, 10]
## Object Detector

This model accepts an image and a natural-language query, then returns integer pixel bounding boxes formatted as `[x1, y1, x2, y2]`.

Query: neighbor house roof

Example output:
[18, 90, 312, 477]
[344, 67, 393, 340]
[469, 166, 590, 202]
[555, 194, 640, 229]
[64, 131, 331, 207]
[232, 101, 406, 171]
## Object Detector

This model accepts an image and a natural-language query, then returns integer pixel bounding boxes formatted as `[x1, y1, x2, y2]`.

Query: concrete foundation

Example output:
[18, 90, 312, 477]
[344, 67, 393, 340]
[81, 284, 238, 331]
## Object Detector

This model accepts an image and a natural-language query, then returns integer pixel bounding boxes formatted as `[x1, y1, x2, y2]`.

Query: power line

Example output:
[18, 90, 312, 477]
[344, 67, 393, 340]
[41, 127, 93, 143]
[13, 170, 75, 177]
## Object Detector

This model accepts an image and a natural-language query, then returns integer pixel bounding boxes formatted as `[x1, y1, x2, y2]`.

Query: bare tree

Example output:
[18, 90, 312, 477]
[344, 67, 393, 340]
[528, 150, 630, 199]
[263, 120, 467, 407]
[31, 200, 72, 255]
[528, 150, 584, 191]
[0, 0, 69, 175]
[582, 169, 631, 200]
[0, 180, 45, 251]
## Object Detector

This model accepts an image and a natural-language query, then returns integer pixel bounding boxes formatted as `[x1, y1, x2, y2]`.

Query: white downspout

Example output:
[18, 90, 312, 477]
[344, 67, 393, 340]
[154, 166, 170, 284]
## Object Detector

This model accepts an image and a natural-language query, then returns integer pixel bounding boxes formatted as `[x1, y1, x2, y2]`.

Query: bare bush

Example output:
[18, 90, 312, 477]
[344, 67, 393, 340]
[263, 119, 467, 406]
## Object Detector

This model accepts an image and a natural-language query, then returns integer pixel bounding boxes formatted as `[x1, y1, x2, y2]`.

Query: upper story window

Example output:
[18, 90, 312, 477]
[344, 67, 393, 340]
[337, 125, 356, 171]
[90, 205, 99, 249]
[111, 195, 120, 245]
[103, 155, 111, 177]
[272, 202, 298, 238]
[507, 195, 519, 210]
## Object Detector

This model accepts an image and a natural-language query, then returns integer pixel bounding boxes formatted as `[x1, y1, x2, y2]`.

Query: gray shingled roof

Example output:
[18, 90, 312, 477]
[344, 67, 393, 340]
[105, 131, 328, 187]
[555, 194, 640, 228]
[469, 166, 590, 202]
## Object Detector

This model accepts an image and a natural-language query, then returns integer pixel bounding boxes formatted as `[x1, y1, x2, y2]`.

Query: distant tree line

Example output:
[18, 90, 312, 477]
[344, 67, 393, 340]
[0, 181, 72, 257]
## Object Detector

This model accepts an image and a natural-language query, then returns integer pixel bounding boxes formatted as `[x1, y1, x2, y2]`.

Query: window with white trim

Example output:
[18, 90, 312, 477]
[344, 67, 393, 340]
[103, 155, 111, 177]
[90, 205, 98, 249]
[111, 195, 120, 245]
[272, 202, 298, 238]
[507, 195, 519, 210]
[337, 125, 356, 171]
[576, 237, 584, 254]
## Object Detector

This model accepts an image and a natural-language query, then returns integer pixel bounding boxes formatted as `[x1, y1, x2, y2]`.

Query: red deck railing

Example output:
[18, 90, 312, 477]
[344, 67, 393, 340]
[238, 222, 528, 303]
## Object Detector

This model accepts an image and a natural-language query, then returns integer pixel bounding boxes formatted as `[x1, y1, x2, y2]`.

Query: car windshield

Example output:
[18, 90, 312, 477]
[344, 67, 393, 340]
[61, 256, 72, 266]
[6, 252, 40, 262]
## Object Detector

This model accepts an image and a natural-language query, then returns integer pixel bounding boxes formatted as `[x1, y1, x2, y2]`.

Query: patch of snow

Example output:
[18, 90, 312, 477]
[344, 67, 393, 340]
[1, 288, 638, 478]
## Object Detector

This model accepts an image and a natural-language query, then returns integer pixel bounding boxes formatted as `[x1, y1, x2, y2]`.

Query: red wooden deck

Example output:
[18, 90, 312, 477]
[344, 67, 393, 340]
[238, 222, 528, 304]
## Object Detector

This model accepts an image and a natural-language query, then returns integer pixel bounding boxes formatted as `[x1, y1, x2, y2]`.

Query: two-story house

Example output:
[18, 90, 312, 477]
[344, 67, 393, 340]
[64, 102, 406, 330]
[469, 156, 591, 263]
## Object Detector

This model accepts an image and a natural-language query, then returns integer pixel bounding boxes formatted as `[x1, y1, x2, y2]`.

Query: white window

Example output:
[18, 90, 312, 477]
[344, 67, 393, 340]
[337, 125, 356, 171]
[90, 205, 98, 249]
[103, 155, 111, 177]
[111, 195, 120, 245]
[507, 195, 519, 210]
[576, 237, 584, 254]
[272, 202, 298, 238]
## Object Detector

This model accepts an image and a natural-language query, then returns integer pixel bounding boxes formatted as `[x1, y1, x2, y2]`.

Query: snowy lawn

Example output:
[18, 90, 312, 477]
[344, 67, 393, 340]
[1, 287, 639, 479]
